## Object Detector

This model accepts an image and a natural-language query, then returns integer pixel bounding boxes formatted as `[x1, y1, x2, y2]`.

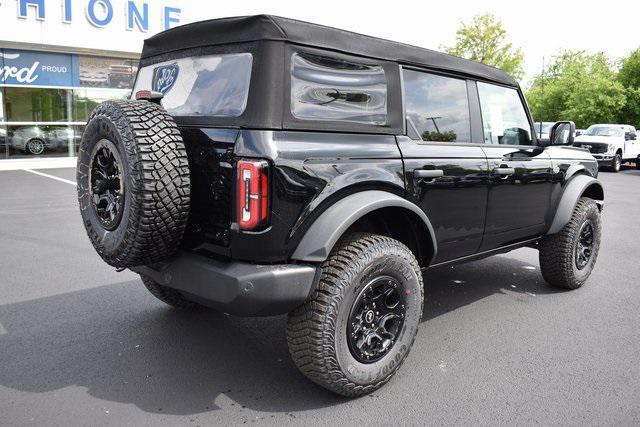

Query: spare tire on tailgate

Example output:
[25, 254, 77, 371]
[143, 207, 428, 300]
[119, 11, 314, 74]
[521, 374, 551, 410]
[77, 100, 190, 268]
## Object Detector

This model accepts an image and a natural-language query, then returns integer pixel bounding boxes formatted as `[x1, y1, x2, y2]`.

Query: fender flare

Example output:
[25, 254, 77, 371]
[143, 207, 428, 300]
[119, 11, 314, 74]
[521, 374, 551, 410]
[290, 190, 437, 263]
[547, 174, 604, 235]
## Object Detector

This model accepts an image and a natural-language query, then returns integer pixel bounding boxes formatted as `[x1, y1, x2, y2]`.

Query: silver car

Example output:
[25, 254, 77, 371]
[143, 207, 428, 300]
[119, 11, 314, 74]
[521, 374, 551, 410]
[11, 126, 80, 155]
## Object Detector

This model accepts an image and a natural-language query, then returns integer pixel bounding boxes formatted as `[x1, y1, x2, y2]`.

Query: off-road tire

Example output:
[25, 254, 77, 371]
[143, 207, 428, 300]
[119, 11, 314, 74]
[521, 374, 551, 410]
[287, 233, 424, 397]
[77, 100, 190, 268]
[141, 275, 204, 310]
[635, 155, 640, 170]
[611, 153, 622, 172]
[539, 197, 601, 289]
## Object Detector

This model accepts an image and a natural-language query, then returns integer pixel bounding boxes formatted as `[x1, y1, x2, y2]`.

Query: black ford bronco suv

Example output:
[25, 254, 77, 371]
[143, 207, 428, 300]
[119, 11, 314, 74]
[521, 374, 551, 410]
[77, 15, 604, 397]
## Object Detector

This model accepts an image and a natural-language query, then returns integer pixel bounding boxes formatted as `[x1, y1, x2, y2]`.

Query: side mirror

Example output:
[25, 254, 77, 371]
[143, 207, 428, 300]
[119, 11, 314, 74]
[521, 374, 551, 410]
[575, 130, 582, 137]
[548, 121, 576, 146]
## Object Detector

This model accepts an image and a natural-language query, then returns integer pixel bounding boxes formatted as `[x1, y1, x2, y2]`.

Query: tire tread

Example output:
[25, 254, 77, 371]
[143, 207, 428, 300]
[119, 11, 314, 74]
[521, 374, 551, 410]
[286, 232, 423, 397]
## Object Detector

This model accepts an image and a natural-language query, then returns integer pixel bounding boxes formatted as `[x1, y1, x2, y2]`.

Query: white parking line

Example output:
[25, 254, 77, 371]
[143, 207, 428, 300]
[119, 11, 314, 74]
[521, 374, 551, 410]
[23, 169, 76, 186]
[0, 322, 6, 335]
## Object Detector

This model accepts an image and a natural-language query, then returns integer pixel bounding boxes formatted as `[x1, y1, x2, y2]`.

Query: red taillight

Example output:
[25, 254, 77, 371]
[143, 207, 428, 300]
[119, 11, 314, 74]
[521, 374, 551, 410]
[135, 90, 152, 100]
[236, 159, 270, 231]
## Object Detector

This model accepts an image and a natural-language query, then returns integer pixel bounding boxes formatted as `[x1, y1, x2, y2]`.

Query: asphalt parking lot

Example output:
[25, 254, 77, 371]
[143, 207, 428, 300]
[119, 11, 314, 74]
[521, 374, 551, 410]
[1, 166, 639, 425]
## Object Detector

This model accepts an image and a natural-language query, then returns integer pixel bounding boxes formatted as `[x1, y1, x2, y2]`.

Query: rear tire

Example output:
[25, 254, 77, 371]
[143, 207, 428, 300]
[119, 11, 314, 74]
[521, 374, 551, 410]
[539, 197, 601, 289]
[287, 233, 423, 397]
[141, 275, 204, 310]
[77, 100, 190, 268]
[635, 155, 640, 170]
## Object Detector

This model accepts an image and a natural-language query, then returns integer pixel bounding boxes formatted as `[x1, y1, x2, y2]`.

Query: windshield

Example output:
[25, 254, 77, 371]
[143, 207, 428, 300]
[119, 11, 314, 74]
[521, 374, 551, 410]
[583, 125, 624, 137]
[132, 53, 253, 117]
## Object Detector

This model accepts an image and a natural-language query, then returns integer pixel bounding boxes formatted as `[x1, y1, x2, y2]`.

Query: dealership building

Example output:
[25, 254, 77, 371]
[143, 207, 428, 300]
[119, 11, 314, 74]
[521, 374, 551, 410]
[0, 0, 189, 160]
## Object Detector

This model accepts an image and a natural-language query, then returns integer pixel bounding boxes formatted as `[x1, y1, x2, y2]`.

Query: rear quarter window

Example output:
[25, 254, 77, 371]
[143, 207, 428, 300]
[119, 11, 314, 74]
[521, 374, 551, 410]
[290, 52, 387, 125]
[133, 53, 253, 117]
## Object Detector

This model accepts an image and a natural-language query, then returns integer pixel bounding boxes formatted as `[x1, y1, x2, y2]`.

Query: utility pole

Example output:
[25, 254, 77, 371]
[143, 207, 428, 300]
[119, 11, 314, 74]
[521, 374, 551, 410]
[425, 116, 442, 133]
[539, 56, 545, 139]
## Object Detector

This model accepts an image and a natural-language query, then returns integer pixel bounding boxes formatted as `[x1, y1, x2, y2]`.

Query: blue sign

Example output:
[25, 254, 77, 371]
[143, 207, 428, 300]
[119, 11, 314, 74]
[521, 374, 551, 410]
[153, 63, 179, 94]
[0, 49, 78, 87]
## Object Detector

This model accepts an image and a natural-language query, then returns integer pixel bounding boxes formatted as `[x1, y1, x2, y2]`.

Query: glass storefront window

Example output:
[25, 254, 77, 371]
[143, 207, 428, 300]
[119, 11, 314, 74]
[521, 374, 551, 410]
[78, 56, 138, 90]
[0, 50, 138, 159]
[5, 124, 81, 158]
[73, 88, 130, 122]
[4, 87, 72, 122]
[0, 125, 8, 159]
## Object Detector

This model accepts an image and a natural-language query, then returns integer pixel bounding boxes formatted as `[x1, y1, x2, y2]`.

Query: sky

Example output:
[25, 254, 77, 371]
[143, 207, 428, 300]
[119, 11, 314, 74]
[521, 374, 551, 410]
[178, 0, 640, 85]
[1, 0, 637, 85]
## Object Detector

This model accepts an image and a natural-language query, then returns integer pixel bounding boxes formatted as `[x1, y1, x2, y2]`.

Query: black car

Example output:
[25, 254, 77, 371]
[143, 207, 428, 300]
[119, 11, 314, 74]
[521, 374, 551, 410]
[76, 15, 604, 397]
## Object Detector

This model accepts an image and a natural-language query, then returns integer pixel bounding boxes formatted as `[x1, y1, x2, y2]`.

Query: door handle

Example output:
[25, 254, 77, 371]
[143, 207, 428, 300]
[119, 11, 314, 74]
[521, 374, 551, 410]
[414, 169, 444, 178]
[493, 167, 515, 176]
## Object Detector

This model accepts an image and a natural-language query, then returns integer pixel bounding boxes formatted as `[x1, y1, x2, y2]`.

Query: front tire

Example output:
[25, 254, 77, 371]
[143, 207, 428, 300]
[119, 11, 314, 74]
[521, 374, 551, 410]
[611, 153, 622, 172]
[539, 197, 602, 289]
[287, 233, 423, 397]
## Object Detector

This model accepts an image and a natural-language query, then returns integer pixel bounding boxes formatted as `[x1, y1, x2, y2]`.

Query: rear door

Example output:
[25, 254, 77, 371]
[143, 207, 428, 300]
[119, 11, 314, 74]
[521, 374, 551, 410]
[624, 127, 640, 159]
[474, 81, 554, 251]
[398, 69, 490, 263]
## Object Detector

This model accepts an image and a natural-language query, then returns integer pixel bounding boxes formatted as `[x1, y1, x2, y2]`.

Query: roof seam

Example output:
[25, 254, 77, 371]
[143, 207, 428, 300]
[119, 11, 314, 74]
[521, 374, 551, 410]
[265, 15, 288, 38]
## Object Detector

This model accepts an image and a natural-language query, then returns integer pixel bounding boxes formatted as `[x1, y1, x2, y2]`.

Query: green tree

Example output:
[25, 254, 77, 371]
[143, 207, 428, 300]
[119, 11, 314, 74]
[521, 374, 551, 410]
[444, 14, 524, 80]
[616, 49, 640, 126]
[526, 51, 626, 128]
[618, 49, 640, 88]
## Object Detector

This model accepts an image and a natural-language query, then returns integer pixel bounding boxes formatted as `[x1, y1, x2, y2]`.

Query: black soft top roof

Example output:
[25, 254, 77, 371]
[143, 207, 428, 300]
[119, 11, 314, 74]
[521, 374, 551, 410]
[142, 15, 518, 87]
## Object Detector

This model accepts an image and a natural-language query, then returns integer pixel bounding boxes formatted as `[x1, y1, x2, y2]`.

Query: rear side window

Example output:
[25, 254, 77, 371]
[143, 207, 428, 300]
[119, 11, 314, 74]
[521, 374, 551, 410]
[403, 69, 471, 142]
[290, 52, 387, 125]
[477, 82, 532, 145]
[133, 53, 253, 117]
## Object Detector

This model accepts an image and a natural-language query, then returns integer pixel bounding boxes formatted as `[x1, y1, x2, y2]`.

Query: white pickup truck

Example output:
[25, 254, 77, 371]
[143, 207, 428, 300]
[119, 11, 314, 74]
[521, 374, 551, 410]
[573, 124, 640, 172]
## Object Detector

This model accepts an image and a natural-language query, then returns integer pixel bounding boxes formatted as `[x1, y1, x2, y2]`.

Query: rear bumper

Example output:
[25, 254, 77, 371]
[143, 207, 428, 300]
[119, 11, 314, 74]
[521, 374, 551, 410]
[131, 252, 318, 316]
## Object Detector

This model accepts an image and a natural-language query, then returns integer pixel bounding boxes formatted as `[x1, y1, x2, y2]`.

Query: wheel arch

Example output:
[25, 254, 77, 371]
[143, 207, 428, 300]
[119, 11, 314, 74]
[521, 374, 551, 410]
[547, 175, 604, 235]
[290, 190, 437, 265]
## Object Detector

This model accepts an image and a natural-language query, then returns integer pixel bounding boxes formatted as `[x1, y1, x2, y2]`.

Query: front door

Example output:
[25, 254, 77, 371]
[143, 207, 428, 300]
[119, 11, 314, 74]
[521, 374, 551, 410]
[399, 69, 490, 263]
[475, 81, 554, 251]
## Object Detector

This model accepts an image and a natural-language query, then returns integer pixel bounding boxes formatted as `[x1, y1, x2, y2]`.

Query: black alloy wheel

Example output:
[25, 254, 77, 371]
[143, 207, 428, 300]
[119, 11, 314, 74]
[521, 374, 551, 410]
[347, 275, 406, 363]
[89, 139, 124, 231]
[575, 219, 594, 270]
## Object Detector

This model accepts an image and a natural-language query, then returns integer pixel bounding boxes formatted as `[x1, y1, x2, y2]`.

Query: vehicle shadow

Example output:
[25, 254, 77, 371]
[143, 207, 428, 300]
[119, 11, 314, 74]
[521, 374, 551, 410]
[0, 254, 560, 415]
[422, 253, 562, 322]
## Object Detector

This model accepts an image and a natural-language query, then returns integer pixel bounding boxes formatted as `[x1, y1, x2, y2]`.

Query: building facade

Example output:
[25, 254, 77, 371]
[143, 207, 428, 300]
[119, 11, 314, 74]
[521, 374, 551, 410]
[0, 0, 185, 159]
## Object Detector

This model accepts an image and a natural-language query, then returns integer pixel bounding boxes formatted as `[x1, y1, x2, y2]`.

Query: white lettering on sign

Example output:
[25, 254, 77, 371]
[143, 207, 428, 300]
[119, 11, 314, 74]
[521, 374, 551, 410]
[1, 62, 40, 83]
[41, 65, 68, 73]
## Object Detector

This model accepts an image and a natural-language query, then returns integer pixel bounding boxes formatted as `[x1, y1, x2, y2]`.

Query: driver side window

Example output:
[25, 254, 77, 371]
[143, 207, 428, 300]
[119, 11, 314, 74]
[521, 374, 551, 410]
[478, 82, 533, 146]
